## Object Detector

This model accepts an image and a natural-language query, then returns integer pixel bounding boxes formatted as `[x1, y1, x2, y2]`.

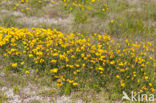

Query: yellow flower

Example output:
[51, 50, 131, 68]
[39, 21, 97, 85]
[125, 39, 129, 43]
[20, 62, 24, 65]
[36, 68, 39, 72]
[57, 79, 62, 82]
[116, 75, 120, 79]
[120, 69, 125, 72]
[76, 70, 80, 72]
[26, 7, 30, 10]
[25, 0, 29, 3]
[70, 65, 74, 69]
[53, 53, 58, 56]
[68, 80, 73, 83]
[40, 59, 44, 63]
[110, 20, 114, 23]
[75, 64, 80, 67]
[91, 0, 95, 3]
[52, 0, 55, 4]
[149, 83, 152, 87]
[98, 67, 104, 71]
[81, 53, 85, 58]
[82, 63, 85, 67]
[25, 70, 29, 74]
[145, 76, 148, 80]
[121, 83, 125, 87]
[134, 91, 136, 94]
[50, 68, 58, 73]
[29, 54, 33, 58]
[151, 88, 155, 92]
[21, 9, 24, 12]
[51, 60, 57, 63]
[119, 62, 123, 66]
[70, 7, 73, 11]
[102, 9, 105, 11]
[11, 63, 17, 68]
[140, 89, 143, 93]
[58, 83, 63, 87]
[71, 55, 75, 58]
[73, 82, 78, 86]
[38, 0, 42, 3]
[110, 61, 115, 65]
[3, 53, 7, 56]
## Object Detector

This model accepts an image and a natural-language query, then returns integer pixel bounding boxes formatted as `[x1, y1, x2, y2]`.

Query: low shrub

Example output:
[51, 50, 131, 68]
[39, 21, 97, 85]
[0, 27, 155, 95]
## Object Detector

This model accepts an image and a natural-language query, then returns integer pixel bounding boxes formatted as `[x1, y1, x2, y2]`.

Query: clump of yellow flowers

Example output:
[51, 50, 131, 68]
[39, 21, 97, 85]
[0, 26, 155, 94]
[12, 0, 52, 12]
[63, 0, 109, 12]
[10, 0, 109, 15]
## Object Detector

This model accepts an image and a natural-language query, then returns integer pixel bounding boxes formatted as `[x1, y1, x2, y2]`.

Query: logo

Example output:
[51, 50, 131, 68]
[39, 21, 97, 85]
[122, 91, 155, 102]
[122, 91, 131, 101]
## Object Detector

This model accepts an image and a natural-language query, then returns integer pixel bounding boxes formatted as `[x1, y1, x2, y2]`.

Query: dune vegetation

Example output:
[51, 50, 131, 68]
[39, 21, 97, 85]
[0, 0, 155, 103]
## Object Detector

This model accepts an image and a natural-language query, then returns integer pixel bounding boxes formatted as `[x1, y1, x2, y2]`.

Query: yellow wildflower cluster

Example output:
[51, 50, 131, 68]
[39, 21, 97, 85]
[0, 27, 155, 93]
[10, 0, 108, 14]
[12, 0, 52, 12]
[63, 0, 109, 12]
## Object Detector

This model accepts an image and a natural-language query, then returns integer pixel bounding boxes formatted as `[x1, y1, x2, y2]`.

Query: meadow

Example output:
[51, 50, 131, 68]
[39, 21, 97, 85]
[0, 0, 155, 103]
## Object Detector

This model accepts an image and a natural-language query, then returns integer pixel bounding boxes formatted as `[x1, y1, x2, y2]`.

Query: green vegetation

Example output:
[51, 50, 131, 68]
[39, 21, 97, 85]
[0, 0, 155, 102]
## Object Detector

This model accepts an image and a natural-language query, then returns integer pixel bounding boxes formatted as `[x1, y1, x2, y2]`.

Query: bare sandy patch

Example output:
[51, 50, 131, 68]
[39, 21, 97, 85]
[17, 15, 73, 26]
